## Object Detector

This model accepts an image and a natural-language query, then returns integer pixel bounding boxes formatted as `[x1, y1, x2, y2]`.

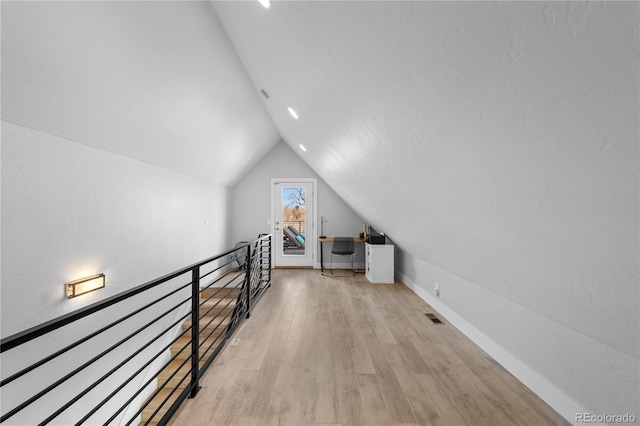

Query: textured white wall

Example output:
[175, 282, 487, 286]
[231, 140, 365, 267]
[396, 250, 639, 422]
[215, 1, 639, 420]
[0, 2, 251, 420]
[0, 0, 280, 337]
[1, 121, 231, 337]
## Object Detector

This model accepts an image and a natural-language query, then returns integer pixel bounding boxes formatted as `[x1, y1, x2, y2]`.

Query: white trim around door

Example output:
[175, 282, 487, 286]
[271, 178, 317, 268]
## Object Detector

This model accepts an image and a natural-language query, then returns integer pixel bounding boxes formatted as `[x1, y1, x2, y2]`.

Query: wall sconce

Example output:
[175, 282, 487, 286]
[66, 274, 105, 299]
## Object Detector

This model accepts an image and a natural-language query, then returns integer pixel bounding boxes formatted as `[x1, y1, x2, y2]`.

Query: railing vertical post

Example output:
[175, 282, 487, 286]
[189, 266, 201, 398]
[245, 244, 252, 319]
[268, 235, 272, 287]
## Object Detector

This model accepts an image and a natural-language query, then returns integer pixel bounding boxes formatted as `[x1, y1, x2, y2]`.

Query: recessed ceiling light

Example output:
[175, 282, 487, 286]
[299, 144, 307, 152]
[288, 107, 299, 120]
[258, 0, 270, 9]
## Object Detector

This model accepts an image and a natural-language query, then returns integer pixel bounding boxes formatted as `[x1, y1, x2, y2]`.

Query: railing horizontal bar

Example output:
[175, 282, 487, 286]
[77, 312, 194, 426]
[123, 352, 194, 426]
[251, 285, 269, 309]
[197, 303, 238, 351]
[198, 293, 243, 355]
[200, 256, 238, 278]
[200, 280, 244, 305]
[99, 322, 197, 425]
[198, 294, 238, 325]
[154, 354, 192, 395]
[197, 328, 231, 362]
[137, 384, 191, 426]
[198, 267, 221, 282]
[198, 258, 235, 281]
[154, 386, 190, 426]
[195, 305, 248, 380]
[137, 373, 184, 426]
[197, 316, 231, 359]
[1, 294, 190, 423]
[194, 236, 266, 268]
[1, 234, 271, 426]
[200, 269, 245, 293]
[42, 306, 190, 426]
[198, 277, 239, 297]
[116, 259, 264, 423]
[0, 280, 191, 388]
[0, 272, 189, 353]
[168, 332, 192, 360]
[197, 333, 226, 365]
[58, 306, 195, 423]
[1, 235, 269, 352]
[134, 242, 265, 423]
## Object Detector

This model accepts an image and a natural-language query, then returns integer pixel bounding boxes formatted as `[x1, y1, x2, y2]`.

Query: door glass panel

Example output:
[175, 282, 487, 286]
[282, 187, 306, 256]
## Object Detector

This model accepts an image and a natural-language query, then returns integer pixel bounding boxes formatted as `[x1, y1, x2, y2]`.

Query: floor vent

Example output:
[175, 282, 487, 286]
[425, 313, 444, 324]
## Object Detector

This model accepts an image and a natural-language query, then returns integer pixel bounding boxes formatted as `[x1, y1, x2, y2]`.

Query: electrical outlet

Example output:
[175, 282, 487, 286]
[434, 283, 440, 297]
[230, 338, 241, 347]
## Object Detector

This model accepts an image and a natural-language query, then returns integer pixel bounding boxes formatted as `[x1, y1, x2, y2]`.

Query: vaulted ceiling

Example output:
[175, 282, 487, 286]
[2, 1, 637, 358]
[1, 1, 280, 186]
[212, 1, 638, 357]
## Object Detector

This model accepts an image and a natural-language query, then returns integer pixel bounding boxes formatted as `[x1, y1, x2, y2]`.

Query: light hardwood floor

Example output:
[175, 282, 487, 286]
[170, 269, 569, 426]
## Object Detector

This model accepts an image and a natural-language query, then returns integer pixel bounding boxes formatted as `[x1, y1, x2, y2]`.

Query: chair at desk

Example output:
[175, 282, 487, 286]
[330, 237, 355, 276]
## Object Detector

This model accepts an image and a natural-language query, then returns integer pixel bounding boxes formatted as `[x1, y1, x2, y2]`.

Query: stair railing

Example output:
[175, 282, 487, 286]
[0, 234, 272, 426]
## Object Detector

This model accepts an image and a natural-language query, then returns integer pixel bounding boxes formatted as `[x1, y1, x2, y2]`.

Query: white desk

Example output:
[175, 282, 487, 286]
[365, 243, 394, 284]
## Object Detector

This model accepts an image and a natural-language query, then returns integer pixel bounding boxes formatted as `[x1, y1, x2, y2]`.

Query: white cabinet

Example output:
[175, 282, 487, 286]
[365, 243, 395, 284]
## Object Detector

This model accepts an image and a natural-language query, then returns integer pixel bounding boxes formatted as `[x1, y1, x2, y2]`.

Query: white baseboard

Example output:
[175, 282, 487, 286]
[396, 270, 586, 426]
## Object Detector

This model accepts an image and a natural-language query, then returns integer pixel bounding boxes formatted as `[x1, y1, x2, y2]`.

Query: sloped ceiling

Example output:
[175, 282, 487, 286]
[213, 1, 639, 357]
[1, 1, 279, 186]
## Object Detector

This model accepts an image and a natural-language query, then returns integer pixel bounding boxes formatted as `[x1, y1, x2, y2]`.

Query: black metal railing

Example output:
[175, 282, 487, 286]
[0, 234, 272, 426]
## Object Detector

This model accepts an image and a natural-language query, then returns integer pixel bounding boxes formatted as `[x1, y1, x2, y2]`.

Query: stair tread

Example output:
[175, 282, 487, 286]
[171, 340, 226, 360]
[142, 388, 182, 421]
[157, 353, 215, 381]
[200, 296, 238, 307]
[179, 292, 239, 328]
[178, 317, 232, 337]
[158, 359, 191, 379]
[137, 282, 245, 426]
[156, 360, 191, 390]
[199, 286, 242, 299]
[171, 315, 231, 359]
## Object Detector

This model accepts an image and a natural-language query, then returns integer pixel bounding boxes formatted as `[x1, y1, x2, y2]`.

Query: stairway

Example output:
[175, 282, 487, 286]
[139, 286, 242, 425]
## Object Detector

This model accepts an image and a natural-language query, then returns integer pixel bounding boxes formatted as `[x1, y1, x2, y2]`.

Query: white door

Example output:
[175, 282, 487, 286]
[272, 179, 315, 267]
